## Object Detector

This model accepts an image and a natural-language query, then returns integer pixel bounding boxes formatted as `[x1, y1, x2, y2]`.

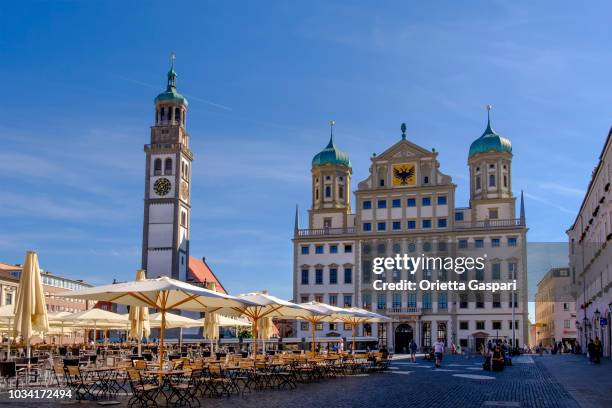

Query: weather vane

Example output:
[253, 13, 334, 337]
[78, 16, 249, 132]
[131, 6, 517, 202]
[401, 123, 407, 140]
[170, 52, 176, 68]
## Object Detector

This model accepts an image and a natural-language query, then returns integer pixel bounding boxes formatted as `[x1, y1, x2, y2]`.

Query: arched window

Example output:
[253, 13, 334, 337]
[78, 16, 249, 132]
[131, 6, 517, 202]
[160, 107, 165, 121]
[489, 174, 496, 187]
[185, 163, 189, 179]
[181, 211, 187, 227]
[154, 158, 162, 176]
[164, 158, 173, 175]
[476, 176, 481, 190]
[175, 108, 181, 123]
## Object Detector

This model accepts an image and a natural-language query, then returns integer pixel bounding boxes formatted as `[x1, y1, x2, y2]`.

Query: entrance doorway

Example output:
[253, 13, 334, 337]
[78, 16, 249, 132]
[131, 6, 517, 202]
[394, 324, 413, 354]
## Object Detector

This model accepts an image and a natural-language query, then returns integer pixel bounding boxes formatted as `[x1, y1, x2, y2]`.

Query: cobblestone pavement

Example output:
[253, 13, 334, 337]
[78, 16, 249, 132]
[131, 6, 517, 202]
[0, 354, 590, 408]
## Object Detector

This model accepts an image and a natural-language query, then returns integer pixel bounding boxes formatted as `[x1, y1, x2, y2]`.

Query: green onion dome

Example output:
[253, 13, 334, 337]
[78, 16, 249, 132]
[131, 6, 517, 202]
[469, 110, 511, 157]
[154, 66, 188, 107]
[312, 134, 351, 167]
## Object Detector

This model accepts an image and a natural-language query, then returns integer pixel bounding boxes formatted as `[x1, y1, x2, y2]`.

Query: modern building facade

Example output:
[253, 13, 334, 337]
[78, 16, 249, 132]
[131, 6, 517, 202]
[568, 129, 612, 358]
[534, 267, 577, 347]
[0, 262, 93, 312]
[293, 112, 529, 352]
[141, 57, 193, 280]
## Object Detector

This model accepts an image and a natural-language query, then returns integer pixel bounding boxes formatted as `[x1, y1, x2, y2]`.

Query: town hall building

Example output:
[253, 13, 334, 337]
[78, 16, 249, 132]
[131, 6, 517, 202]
[293, 111, 529, 352]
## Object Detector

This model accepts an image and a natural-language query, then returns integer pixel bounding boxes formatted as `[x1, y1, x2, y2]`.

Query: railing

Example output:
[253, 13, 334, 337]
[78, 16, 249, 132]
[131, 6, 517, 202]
[454, 218, 525, 230]
[296, 227, 356, 237]
[385, 307, 421, 315]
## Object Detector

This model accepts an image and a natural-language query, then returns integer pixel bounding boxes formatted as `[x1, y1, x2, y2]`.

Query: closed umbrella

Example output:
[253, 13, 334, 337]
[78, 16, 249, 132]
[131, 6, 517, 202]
[13, 251, 49, 358]
[56, 276, 255, 369]
[204, 312, 220, 353]
[129, 270, 150, 356]
[256, 316, 276, 354]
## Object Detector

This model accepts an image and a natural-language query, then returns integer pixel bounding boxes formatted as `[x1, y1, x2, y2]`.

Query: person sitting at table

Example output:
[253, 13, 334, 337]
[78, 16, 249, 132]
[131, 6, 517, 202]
[491, 345, 505, 371]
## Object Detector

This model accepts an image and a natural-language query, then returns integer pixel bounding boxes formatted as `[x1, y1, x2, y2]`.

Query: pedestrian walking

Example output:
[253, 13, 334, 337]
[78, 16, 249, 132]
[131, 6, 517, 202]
[587, 338, 595, 363]
[409, 339, 418, 362]
[433, 338, 445, 368]
[594, 337, 602, 364]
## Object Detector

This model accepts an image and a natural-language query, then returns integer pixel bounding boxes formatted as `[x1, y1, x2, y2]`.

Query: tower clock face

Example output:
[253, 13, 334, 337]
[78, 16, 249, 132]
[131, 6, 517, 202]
[180, 181, 189, 201]
[153, 177, 172, 196]
[392, 163, 416, 186]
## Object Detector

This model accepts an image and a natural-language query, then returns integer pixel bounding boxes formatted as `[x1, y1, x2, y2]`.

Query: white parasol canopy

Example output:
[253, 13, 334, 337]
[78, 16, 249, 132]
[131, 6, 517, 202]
[56, 276, 256, 368]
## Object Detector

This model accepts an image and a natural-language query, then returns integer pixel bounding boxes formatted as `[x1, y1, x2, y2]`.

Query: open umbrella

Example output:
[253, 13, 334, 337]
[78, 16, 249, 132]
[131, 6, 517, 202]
[0, 304, 16, 357]
[59, 308, 129, 345]
[228, 291, 311, 357]
[298, 301, 354, 353]
[56, 276, 255, 369]
[128, 270, 150, 356]
[341, 307, 391, 353]
[148, 312, 202, 328]
[13, 251, 49, 358]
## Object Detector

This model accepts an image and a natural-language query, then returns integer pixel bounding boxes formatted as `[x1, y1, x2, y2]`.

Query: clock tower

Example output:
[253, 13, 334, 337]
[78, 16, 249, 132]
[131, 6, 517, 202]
[141, 56, 192, 280]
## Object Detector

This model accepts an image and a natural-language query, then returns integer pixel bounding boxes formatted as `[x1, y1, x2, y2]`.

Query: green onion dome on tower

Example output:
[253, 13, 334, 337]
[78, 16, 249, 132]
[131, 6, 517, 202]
[469, 106, 511, 157]
[154, 58, 188, 107]
[312, 121, 351, 167]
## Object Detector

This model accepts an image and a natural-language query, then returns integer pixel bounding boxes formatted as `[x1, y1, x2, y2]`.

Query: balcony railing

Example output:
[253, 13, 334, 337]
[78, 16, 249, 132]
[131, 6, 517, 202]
[454, 218, 525, 230]
[385, 307, 421, 315]
[296, 227, 356, 237]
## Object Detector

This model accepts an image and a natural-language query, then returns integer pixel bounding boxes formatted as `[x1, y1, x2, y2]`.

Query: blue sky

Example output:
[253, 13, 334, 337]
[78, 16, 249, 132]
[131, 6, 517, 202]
[1, 1, 609, 302]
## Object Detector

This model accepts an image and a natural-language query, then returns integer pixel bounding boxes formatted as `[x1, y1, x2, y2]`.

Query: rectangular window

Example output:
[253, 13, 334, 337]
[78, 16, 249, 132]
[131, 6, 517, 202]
[329, 268, 338, 284]
[476, 321, 485, 330]
[377, 294, 386, 310]
[315, 269, 323, 284]
[329, 294, 337, 306]
[437, 218, 447, 228]
[344, 323, 353, 331]
[407, 293, 416, 308]
[330, 245, 338, 254]
[301, 246, 309, 255]
[455, 212, 464, 221]
[564, 320, 571, 329]
[475, 239, 484, 248]
[476, 293, 484, 308]
[437, 196, 447, 205]
[315, 245, 324, 254]
[458, 239, 468, 249]
[491, 238, 500, 247]
[392, 199, 401, 208]
[328, 323, 337, 331]
[377, 200, 387, 209]
[438, 293, 447, 310]
[314, 294, 323, 303]
[489, 208, 499, 219]
[492, 321, 502, 330]
[300, 295, 309, 303]
[344, 244, 352, 253]
[363, 200, 372, 210]
[492, 263, 501, 280]
[422, 219, 432, 229]
[377, 222, 386, 231]
[343, 295, 352, 307]
[300, 322, 309, 331]
[5, 293, 12, 305]
[301, 270, 309, 285]
[407, 198, 416, 207]
[508, 262, 517, 279]
[459, 293, 468, 308]
[422, 197, 431, 206]
[392, 221, 401, 230]
[459, 321, 469, 330]
[344, 268, 352, 284]
[508, 237, 517, 247]
[315, 323, 323, 331]
[363, 222, 372, 232]
[422, 292, 432, 310]
[493, 293, 501, 308]
[489, 174, 496, 187]
[407, 220, 416, 229]
[392, 293, 401, 308]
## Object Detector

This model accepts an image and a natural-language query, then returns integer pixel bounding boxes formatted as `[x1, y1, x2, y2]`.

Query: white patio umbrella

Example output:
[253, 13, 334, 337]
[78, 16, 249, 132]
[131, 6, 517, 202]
[0, 304, 16, 357]
[228, 291, 312, 357]
[128, 270, 150, 356]
[256, 316, 276, 354]
[48, 311, 74, 345]
[148, 312, 202, 328]
[57, 308, 129, 346]
[342, 307, 391, 353]
[13, 251, 49, 358]
[298, 301, 354, 353]
[56, 276, 255, 368]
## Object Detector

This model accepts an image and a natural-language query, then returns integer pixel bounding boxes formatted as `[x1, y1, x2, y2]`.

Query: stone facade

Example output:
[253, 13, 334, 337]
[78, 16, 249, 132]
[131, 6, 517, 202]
[535, 267, 577, 347]
[293, 118, 529, 352]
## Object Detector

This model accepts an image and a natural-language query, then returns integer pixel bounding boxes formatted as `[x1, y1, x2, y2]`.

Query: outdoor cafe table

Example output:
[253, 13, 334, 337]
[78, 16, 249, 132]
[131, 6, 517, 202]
[146, 369, 186, 406]
[81, 366, 124, 400]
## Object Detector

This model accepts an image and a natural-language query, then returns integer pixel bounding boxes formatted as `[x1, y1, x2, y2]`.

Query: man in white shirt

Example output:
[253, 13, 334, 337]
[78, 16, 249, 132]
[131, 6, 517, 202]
[432, 338, 445, 368]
